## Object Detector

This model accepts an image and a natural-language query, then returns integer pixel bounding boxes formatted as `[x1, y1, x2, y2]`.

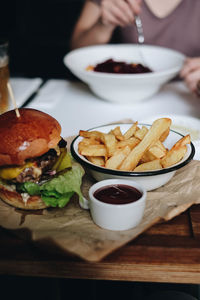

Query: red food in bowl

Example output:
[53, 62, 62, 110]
[93, 59, 152, 74]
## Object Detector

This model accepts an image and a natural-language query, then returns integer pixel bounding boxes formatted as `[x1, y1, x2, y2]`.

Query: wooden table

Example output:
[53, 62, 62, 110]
[1, 204, 200, 284]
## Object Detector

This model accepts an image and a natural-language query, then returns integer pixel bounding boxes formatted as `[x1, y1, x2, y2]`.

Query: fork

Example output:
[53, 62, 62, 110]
[134, 15, 148, 67]
[135, 15, 144, 44]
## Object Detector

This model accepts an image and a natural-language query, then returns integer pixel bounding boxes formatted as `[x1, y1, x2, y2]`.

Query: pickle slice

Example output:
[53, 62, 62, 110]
[53, 149, 72, 172]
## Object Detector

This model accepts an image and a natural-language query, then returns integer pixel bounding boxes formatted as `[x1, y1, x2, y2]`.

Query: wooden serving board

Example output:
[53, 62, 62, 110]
[0, 159, 199, 263]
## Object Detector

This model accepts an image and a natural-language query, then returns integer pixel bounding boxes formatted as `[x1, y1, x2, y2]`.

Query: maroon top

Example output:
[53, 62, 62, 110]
[90, 0, 200, 57]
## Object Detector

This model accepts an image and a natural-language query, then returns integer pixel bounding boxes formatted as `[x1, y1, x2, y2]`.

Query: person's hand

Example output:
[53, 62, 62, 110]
[180, 57, 200, 94]
[101, 0, 142, 27]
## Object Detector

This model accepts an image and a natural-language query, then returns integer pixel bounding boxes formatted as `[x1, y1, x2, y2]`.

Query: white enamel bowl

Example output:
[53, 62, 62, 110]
[71, 123, 195, 191]
[64, 44, 185, 103]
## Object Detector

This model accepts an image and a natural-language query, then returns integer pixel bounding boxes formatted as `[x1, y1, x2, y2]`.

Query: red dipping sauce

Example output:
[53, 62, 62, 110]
[93, 184, 142, 205]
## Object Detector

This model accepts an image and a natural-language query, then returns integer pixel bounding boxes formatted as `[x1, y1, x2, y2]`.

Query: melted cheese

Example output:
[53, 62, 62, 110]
[0, 162, 34, 180]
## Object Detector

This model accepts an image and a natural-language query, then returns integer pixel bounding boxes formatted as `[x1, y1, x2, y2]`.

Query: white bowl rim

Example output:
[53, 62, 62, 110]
[64, 44, 185, 79]
[70, 123, 195, 177]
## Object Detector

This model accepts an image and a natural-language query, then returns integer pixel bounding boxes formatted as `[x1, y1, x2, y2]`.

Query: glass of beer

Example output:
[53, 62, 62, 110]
[0, 41, 9, 114]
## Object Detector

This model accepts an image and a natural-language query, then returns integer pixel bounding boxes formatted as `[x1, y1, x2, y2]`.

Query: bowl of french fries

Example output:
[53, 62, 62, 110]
[71, 118, 195, 191]
[64, 44, 185, 103]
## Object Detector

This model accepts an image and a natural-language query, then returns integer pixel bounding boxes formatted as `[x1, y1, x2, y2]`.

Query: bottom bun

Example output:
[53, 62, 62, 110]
[0, 187, 47, 210]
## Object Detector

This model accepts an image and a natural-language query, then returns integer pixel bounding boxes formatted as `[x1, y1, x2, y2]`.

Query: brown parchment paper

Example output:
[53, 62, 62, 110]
[0, 136, 199, 262]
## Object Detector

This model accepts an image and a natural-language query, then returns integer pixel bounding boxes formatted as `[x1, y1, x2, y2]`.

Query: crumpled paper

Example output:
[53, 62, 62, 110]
[0, 153, 199, 262]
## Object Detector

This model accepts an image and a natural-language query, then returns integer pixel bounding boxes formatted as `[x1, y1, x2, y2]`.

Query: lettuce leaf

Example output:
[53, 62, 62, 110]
[16, 162, 84, 208]
[17, 182, 40, 195]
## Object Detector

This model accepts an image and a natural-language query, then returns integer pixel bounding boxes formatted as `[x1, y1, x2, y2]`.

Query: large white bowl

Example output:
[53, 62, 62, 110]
[71, 123, 195, 191]
[64, 44, 185, 103]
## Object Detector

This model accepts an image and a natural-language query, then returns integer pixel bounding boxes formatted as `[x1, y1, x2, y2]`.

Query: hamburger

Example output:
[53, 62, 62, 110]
[0, 108, 84, 210]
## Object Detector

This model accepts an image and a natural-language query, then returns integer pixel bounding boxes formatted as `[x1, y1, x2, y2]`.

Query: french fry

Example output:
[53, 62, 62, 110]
[134, 125, 148, 140]
[79, 137, 100, 146]
[134, 159, 162, 172]
[102, 133, 117, 157]
[110, 126, 124, 141]
[160, 127, 170, 142]
[119, 118, 171, 171]
[117, 137, 140, 150]
[105, 146, 131, 170]
[79, 130, 103, 141]
[78, 138, 100, 154]
[123, 122, 138, 140]
[141, 141, 167, 163]
[86, 156, 105, 167]
[161, 145, 187, 168]
[172, 134, 191, 148]
[161, 135, 190, 168]
[148, 140, 167, 158]
[156, 140, 167, 151]
[79, 144, 107, 157]
[140, 151, 155, 163]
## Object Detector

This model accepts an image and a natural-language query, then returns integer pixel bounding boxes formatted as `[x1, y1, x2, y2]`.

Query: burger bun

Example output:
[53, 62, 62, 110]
[0, 108, 61, 166]
[0, 186, 47, 210]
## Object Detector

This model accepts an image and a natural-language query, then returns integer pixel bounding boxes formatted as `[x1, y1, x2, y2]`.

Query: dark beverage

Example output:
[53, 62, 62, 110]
[0, 56, 9, 114]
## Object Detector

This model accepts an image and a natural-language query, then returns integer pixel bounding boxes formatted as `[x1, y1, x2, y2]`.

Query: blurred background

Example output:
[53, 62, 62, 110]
[0, 0, 84, 79]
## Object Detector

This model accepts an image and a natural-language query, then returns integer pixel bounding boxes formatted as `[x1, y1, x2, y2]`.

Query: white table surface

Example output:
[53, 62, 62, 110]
[26, 79, 200, 139]
[10, 77, 42, 108]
